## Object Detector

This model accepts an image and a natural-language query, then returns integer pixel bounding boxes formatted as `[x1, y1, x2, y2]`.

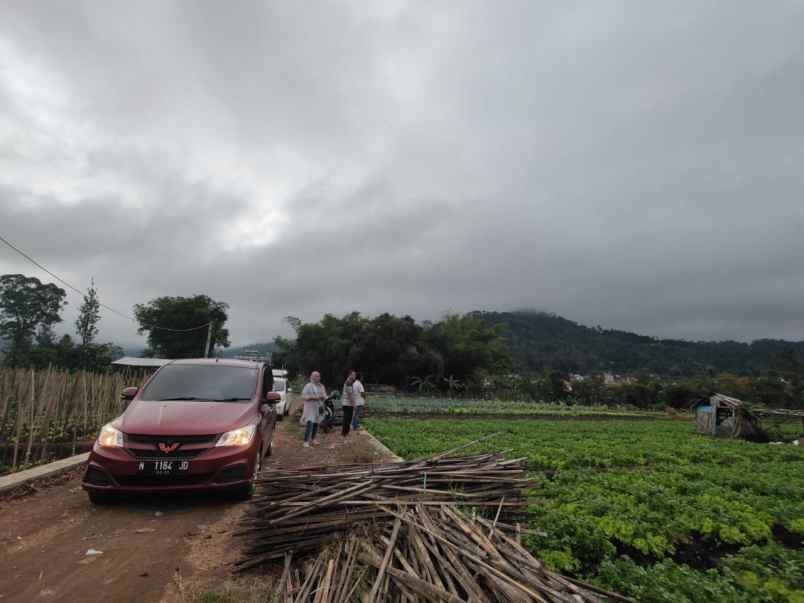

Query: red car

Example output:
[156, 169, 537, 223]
[82, 358, 278, 504]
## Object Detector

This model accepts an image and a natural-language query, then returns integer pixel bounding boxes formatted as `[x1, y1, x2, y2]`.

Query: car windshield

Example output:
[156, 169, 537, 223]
[273, 378, 286, 392]
[141, 365, 258, 402]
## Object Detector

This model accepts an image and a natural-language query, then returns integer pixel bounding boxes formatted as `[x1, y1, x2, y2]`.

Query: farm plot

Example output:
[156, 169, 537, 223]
[366, 417, 804, 603]
[368, 395, 676, 418]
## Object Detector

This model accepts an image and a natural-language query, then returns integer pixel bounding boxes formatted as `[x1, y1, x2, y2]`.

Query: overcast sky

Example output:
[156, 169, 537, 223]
[1, 1, 804, 348]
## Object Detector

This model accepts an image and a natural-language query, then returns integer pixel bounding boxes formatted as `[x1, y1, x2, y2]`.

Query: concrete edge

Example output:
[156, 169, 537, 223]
[0, 452, 90, 495]
[363, 430, 403, 462]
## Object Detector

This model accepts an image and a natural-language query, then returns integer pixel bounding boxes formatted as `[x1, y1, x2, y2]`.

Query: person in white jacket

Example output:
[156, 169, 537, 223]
[301, 371, 326, 447]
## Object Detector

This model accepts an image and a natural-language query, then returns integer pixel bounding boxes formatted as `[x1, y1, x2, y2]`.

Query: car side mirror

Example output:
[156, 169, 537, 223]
[121, 386, 138, 401]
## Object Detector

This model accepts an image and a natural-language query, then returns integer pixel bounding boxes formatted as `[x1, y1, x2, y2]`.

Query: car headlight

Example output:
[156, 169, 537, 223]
[98, 423, 124, 448]
[216, 424, 257, 447]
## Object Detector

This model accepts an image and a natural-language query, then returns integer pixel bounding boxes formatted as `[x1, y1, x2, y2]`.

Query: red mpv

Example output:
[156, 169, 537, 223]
[82, 359, 278, 504]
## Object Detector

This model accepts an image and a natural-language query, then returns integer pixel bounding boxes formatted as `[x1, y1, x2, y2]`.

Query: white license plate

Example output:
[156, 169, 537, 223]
[137, 460, 191, 474]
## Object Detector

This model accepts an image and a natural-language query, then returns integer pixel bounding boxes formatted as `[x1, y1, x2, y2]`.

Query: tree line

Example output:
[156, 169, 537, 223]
[2, 270, 800, 410]
[0, 273, 231, 370]
[272, 312, 511, 389]
[545, 369, 802, 410]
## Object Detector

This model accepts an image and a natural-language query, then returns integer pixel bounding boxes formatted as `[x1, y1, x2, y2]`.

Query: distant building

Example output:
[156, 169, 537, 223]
[233, 349, 272, 363]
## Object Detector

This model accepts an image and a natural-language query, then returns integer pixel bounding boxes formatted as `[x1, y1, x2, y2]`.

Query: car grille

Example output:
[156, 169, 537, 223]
[125, 433, 218, 445]
[114, 474, 213, 487]
[124, 433, 218, 460]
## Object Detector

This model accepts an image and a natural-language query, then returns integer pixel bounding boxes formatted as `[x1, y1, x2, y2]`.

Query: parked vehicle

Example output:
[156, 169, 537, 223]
[319, 391, 341, 433]
[272, 376, 290, 418]
[82, 358, 278, 504]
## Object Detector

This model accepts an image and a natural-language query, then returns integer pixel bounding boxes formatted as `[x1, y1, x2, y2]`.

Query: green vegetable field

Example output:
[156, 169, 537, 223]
[366, 417, 804, 603]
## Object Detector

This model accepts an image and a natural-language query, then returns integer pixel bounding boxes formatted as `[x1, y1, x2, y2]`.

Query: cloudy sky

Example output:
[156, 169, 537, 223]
[1, 1, 803, 348]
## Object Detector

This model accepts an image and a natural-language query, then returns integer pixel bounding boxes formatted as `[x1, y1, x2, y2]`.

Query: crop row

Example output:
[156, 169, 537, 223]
[366, 417, 804, 603]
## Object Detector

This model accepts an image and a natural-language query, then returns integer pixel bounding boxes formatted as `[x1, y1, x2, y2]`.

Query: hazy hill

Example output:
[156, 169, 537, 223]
[476, 310, 804, 375]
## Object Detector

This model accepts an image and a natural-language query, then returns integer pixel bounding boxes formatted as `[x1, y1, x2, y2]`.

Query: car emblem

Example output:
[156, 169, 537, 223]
[158, 442, 180, 453]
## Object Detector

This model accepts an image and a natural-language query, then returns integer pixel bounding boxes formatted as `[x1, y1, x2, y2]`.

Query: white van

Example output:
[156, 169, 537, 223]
[272, 369, 290, 418]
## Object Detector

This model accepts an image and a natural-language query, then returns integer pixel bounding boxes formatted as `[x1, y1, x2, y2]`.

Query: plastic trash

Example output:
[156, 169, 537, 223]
[85, 548, 103, 556]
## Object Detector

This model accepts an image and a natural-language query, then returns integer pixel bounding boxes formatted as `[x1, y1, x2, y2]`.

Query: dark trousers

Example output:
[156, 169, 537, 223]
[342, 406, 354, 436]
[304, 421, 318, 442]
[352, 405, 364, 429]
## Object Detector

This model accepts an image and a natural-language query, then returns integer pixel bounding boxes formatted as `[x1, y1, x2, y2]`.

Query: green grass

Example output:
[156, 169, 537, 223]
[366, 417, 804, 603]
[367, 395, 680, 417]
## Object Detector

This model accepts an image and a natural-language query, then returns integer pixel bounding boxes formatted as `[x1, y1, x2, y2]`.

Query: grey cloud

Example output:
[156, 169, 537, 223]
[1, 1, 804, 349]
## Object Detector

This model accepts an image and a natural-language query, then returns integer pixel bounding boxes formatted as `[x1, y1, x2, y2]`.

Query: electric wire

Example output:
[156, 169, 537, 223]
[0, 233, 211, 333]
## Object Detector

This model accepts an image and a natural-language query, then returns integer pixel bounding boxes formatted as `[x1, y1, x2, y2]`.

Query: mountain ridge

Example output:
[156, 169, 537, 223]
[474, 310, 804, 375]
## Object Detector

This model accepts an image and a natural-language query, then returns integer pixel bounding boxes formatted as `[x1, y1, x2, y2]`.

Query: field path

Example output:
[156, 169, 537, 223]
[0, 396, 389, 602]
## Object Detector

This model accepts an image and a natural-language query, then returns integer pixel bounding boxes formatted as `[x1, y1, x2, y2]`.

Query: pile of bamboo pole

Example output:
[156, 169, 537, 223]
[236, 451, 534, 571]
[267, 505, 632, 602]
[236, 443, 632, 601]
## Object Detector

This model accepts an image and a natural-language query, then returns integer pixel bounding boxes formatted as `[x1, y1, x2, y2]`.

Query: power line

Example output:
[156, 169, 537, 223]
[0, 233, 211, 333]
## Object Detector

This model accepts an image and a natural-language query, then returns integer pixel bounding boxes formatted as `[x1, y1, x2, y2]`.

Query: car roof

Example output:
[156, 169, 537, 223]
[167, 358, 263, 369]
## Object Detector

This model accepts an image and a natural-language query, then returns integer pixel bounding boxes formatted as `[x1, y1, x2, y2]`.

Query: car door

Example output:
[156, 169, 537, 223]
[259, 366, 276, 457]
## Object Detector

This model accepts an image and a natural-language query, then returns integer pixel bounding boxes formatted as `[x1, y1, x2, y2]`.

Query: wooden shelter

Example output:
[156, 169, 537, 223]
[694, 393, 804, 439]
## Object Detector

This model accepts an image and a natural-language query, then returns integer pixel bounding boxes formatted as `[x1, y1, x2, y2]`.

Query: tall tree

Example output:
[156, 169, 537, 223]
[425, 312, 511, 381]
[283, 316, 302, 333]
[0, 274, 66, 366]
[75, 280, 101, 347]
[134, 295, 230, 358]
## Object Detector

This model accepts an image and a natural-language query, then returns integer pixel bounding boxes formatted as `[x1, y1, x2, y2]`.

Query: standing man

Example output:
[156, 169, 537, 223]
[301, 371, 326, 448]
[341, 370, 356, 437]
[352, 371, 367, 431]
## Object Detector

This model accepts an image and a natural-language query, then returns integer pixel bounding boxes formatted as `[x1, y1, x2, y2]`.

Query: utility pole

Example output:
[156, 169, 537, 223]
[204, 322, 213, 358]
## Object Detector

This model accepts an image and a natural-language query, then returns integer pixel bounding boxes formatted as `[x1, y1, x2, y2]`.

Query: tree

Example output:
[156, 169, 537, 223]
[75, 280, 101, 347]
[411, 375, 436, 394]
[0, 274, 67, 366]
[134, 295, 230, 358]
[425, 313, 511, 382]
[284, 316, 302, 333]
[443, 375, 462, 398]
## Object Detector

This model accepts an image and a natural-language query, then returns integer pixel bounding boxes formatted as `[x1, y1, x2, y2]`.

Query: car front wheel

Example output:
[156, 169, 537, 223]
[233, 444, 263, 501]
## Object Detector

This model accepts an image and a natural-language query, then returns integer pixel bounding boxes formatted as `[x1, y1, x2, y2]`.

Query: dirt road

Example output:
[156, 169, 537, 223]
[0, 400, 390, 602]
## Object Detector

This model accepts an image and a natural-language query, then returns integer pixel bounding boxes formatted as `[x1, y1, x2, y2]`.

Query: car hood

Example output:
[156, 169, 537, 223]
[118, 400, 256, 436]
